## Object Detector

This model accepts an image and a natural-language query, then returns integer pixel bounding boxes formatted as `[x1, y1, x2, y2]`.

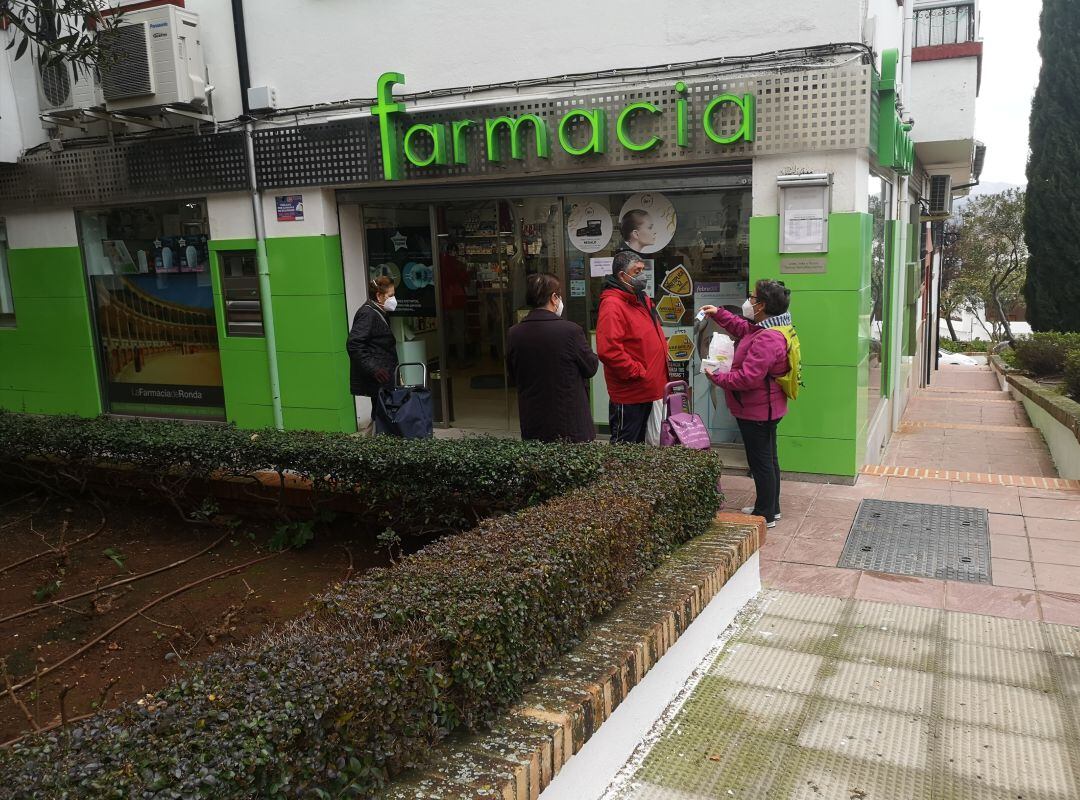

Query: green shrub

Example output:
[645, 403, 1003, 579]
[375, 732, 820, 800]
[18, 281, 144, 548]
[1065, 351, 1080, 402]
[939, 339, 992, 353]
[0, 412, 606, 534]
[0, 416, 723, 798]
[1011, 332, 1080, 376]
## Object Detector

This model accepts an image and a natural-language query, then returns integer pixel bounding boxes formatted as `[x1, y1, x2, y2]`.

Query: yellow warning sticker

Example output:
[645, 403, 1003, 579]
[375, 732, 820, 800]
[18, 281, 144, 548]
[661, 265, 693, 297]
[657, 295, 686, 325]
[667, 332, 695, 362]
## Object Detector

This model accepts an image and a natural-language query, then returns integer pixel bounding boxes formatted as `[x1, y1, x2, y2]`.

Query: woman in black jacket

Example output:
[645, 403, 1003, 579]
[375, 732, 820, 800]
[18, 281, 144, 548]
[346, 276, 398, 434]
[507, 273, 599, 443]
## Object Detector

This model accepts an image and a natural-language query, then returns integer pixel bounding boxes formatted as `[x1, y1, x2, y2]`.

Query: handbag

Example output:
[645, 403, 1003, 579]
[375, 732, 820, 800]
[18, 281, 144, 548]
[373, 363, 434, 439]
[659, 381, 711, 450]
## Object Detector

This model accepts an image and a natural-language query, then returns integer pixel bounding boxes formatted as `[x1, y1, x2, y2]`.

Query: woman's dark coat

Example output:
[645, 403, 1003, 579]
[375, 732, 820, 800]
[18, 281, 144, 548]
[346, 301, 398, 397]
[506, 309, 600, 443]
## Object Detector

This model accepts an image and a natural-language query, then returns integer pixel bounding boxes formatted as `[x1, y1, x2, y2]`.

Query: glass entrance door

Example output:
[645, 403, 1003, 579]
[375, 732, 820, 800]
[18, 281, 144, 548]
[434, 197, 561, 432]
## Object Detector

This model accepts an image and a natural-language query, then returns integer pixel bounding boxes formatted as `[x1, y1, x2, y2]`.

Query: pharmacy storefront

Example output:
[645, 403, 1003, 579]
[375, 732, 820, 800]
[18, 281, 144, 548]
[0, 48, 921, 478]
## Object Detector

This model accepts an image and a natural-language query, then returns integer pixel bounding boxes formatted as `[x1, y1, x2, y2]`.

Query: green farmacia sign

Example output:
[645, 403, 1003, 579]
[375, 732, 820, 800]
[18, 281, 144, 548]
[371, 72, 756, 181]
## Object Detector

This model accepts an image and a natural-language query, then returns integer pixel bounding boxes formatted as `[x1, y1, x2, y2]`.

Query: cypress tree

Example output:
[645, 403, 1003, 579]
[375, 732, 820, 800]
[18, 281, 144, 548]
[1024, 0, 1080, 332]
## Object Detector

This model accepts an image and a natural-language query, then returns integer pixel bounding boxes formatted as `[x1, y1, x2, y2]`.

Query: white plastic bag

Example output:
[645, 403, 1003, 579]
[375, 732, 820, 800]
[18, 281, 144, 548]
[702, 333, 734, 374]
[645, 398, 664, 446]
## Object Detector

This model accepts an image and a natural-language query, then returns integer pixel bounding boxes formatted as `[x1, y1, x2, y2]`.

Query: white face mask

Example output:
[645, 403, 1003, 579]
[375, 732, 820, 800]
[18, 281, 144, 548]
[554, 297, 565, 317]
[741, 298, 757, 320]
[381, 295, 398, 312]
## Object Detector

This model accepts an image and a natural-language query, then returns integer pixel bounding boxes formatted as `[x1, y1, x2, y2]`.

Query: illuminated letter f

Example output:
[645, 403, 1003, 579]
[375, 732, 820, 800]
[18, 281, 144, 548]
[372, 72, 406, 181]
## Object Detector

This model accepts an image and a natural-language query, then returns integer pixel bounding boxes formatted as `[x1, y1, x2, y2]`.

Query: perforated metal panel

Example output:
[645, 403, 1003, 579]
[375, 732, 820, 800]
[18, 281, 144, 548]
[0, 61, 873, 207]
[0, 133, 247, 207]
[838, 499, 991, 583]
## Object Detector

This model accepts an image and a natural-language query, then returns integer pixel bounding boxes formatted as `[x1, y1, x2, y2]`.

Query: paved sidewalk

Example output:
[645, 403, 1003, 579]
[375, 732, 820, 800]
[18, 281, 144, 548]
[739, 364, 1080, 626]
[603, 590, 1080, 799]
[591, 364, 1080, 799]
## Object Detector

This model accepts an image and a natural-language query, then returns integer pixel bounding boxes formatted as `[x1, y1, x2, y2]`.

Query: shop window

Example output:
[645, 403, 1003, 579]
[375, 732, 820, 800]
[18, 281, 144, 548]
[77, 200, 225, 420]
[0, 223, 14, 328]
[219, 251, 264, 337]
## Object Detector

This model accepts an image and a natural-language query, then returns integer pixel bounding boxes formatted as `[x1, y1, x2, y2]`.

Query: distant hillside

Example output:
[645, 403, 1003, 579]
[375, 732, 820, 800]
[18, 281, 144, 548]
[953, 181, 1023, 213]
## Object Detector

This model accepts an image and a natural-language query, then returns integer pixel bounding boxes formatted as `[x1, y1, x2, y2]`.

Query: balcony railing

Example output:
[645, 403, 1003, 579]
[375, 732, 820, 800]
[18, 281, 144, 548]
[914, 3, 977, 47]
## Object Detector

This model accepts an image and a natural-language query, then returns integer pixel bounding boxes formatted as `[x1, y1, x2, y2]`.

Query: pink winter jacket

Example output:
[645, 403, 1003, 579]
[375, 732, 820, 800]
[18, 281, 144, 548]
[706, 308, 790, 422]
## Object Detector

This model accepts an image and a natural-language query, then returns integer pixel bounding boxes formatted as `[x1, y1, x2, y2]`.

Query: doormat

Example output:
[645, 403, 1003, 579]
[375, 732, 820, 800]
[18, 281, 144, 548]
[837, 499, 991, 583]
[470, 374, 505, 390]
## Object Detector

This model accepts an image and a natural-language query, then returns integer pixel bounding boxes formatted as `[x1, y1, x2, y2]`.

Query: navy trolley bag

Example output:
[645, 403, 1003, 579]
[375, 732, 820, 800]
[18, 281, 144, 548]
[373, 362, 434, 439]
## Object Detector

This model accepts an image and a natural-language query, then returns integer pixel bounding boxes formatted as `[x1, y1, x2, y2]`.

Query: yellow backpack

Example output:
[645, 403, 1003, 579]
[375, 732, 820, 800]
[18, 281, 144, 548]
[773, 325, 803, 401]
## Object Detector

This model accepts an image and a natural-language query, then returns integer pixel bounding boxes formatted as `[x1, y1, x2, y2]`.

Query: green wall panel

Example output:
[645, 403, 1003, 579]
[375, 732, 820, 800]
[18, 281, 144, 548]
[0, 247, 101, 417]
[266, 236, 346, 297]
[751, 212, 872, 478]
[229, 402, 276, 429]
[8, 246, 92, 298]
[778, 435, 858, 477]
[209, 240, 272, 428]
[271, 294, 346, 354]
[209, 235, 354, 433]
[276, 351, 351, 410]
[774, 366, 859, 440]
[787, 292, 865, 367]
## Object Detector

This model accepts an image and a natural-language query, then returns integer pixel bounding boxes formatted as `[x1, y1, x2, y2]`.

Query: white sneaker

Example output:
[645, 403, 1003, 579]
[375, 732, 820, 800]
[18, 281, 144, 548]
[741, 506, 781, 520]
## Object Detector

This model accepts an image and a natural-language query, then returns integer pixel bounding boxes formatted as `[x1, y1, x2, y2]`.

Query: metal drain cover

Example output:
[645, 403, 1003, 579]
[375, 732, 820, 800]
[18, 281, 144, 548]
[838, 499, 991, 583]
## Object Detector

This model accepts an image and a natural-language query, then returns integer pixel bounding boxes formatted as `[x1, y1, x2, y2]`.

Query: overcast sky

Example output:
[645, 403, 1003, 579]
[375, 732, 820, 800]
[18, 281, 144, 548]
[973, 0, 1042, 185]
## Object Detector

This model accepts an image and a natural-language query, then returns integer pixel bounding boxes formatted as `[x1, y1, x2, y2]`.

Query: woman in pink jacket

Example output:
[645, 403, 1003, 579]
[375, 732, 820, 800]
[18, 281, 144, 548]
[700, 280, 793, 528]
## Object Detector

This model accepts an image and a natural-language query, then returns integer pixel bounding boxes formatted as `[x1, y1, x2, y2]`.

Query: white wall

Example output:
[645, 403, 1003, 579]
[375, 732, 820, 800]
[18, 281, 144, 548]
[752, 150, 870, 216]
[910, 57, 978, 144]
[242, 0, 865, 109]
[0, 50, 27, 162]
[4, 207, 78, 248]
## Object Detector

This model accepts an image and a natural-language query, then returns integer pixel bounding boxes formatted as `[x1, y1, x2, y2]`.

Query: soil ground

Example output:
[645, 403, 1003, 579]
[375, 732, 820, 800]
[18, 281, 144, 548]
[0, 487, 394, 744]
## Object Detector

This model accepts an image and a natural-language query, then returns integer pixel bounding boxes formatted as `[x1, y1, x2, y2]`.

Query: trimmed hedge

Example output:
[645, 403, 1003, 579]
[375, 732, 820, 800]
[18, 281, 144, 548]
[939, 339, 992, 353]
[1065, 350, 1080, 402]
[1011, 331, 1080, 377]
[0, 412, 606, 533]
[0, 414, 722, 798]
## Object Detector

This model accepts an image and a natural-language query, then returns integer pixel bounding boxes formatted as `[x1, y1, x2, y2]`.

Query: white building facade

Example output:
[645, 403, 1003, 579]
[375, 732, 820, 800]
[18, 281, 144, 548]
[0, 0, 982, 479]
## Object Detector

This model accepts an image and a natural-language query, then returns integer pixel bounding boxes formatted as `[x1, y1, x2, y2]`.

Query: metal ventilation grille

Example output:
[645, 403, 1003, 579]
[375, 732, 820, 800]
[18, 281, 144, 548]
[101, 23, 153, 101]
[39, 62, 72, 107]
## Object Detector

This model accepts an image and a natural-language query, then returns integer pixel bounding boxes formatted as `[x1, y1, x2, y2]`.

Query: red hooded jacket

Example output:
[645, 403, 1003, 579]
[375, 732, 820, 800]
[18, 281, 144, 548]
[596, 282, 669, 404]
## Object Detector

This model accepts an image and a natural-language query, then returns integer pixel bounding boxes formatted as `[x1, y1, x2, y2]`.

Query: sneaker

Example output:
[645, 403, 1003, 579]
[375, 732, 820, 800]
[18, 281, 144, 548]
[741, 506, 781, 520]
[766, 519, 777, 528]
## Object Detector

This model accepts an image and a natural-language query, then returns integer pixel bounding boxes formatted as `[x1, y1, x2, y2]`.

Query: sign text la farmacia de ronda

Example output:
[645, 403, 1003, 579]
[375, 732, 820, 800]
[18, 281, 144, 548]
[371, 72, 756, 181]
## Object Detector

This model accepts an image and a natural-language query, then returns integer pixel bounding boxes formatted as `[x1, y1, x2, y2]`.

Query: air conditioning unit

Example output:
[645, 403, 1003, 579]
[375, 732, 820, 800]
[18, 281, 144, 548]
[36, 59, 105, 116]
[928, 175, 953, 218]
[101, 4, 206, 115]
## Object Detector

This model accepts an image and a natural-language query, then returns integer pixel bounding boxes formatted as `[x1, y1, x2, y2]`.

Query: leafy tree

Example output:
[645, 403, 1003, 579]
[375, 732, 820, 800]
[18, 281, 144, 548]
[1, 0, 121, 71]
[1024, 0, 1080, 332]
[949, 189, 1029, 343]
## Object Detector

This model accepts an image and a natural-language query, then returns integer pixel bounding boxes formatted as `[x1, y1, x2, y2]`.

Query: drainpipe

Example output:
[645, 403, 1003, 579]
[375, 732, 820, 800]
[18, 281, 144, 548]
[244, 123, 283, 430]
[232, 0, 283, 429]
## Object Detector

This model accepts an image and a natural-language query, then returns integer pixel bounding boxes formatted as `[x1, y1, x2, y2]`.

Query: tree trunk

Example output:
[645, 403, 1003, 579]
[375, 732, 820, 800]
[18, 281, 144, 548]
[992, 293, 1015, 343]
[945, 315, 959, 342]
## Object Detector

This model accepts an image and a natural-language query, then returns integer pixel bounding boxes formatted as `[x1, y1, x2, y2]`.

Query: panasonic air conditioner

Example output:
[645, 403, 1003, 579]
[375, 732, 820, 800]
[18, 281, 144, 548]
[101, 4, 206, 115]
[36, 58, 105, 116]
[928, 175, 953, 217]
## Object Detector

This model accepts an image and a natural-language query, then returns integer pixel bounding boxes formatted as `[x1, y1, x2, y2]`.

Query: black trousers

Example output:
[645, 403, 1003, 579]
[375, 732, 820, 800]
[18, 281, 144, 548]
[736, 418, 781, 522]
[609, 401, 652, 444]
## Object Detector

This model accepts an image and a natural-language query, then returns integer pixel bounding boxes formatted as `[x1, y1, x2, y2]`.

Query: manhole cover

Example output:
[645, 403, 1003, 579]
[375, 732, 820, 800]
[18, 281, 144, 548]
[838, 499, 991, 583]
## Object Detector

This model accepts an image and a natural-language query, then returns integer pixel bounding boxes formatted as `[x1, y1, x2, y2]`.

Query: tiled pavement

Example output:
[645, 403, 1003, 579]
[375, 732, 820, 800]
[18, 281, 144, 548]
[604, 591, 1080, 799]
[592, 365, 1080, 799]
[740, 365, 1080, 627]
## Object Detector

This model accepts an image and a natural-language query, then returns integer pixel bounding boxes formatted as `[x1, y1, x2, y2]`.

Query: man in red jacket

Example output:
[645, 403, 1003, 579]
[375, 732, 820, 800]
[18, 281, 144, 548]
[597, 250, 669, 443]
